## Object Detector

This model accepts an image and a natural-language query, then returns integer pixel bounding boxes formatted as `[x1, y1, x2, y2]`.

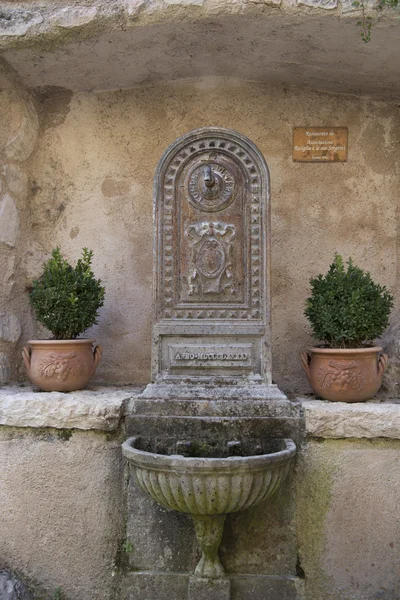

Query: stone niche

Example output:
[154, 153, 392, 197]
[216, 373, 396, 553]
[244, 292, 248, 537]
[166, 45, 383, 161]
[124, 128, 303, 600]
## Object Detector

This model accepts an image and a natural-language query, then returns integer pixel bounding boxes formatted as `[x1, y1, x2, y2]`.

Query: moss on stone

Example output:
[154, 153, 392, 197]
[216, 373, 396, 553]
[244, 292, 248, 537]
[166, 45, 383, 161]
[296, 440, 338, 600]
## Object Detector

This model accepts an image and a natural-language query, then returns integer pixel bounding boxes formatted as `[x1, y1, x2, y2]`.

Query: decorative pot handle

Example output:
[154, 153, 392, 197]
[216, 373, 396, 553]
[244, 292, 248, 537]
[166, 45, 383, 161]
[378, 352, 388, 377]
[93, 344, 103, 368]
[22, 346, 31, 372]
[300, 350, 311, 380]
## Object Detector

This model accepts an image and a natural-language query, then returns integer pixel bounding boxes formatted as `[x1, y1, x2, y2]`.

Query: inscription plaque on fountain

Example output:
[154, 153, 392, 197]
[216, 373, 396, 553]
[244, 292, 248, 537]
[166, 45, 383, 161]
[152, 127, 272, 383]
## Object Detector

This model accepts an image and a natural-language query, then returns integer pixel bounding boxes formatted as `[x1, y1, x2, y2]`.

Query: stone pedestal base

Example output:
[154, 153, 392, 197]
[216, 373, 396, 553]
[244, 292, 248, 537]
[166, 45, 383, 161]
[188, 576, 231, 600]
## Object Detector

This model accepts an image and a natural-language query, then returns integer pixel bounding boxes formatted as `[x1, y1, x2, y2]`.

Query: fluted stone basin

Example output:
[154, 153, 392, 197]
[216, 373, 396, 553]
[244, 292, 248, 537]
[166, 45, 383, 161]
[122, 436, 296, 579]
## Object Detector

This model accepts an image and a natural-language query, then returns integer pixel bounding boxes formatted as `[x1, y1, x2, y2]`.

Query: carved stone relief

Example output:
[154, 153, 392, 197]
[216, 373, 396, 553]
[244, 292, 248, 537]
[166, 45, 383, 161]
[186, 221, 236, 296]
[153, 128, 271, 382]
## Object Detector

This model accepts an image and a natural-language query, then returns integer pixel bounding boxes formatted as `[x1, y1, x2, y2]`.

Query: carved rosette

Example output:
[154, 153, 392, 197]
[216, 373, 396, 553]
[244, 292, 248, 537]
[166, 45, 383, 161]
[187, 163, 235, 212]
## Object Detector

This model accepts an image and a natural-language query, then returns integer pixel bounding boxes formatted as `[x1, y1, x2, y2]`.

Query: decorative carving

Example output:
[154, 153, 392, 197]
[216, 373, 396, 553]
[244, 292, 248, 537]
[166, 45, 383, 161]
[317, 360, 365, 391]
[187, 163, 235, 212]
[39, 352, 83, 382]
[161, 136, 263, 320]
[154, 128, 271, 381]
[186, 222, 236, 296]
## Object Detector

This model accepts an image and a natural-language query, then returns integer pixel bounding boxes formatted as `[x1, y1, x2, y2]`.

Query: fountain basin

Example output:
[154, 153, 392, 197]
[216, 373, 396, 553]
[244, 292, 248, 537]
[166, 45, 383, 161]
[122, 436, 296, 515]
[122, 436, 296, 579]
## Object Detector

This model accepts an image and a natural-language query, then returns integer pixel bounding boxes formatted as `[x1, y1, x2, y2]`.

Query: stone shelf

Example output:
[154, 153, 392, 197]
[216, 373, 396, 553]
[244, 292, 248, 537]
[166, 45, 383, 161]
[0, 385, 143, 431]
[1, 386, 399, 439]
[300, 397, 400, 440]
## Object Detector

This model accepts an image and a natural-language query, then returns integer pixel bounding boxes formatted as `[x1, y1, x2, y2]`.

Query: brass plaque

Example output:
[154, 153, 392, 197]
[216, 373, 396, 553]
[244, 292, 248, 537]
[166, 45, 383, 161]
[293, 127, 348, 162]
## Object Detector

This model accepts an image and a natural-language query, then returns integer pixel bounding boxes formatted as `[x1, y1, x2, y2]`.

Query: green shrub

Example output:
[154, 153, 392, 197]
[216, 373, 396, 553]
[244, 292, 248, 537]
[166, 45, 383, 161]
[304, 254, 394, 348]
[30, 247, 105, 340]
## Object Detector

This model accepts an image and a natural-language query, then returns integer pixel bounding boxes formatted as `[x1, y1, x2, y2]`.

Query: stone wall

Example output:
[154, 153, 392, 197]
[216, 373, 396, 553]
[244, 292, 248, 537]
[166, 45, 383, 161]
[0, 387, 134, 600]
[0, 61, 39, 383]
[297, 400, 400, 600]
[23, 79, 400, 392]
[1, 391, 399, 600]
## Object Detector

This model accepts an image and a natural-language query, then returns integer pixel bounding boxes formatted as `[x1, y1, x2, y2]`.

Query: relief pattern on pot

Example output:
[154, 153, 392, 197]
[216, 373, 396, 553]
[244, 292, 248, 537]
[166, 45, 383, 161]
[186, 221, 236, 296]
[317, 360, 365, 391]
[39, 352, 84, 382]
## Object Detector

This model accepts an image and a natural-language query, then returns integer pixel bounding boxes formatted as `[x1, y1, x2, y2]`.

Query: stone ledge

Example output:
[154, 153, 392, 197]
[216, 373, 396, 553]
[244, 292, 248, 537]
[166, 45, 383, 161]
[300, 398, 400, 440]
[0, 385, 142, 431]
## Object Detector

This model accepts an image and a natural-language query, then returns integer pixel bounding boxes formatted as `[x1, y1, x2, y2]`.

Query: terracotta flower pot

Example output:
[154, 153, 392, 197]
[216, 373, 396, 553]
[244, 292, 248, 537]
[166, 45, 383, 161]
[22, 339, 102, 392]
[301, 346, 388, 402]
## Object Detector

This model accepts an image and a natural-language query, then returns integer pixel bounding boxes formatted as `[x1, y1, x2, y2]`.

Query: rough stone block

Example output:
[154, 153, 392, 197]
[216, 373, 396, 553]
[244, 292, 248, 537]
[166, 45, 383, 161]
[1, 163, 28, 203]
[188, 576, 230, 600]
[50, 7, 98, 28]
[0, 570, 33, 600]
[230, 574, 300, 600]
[0, 353, 11, 384]
[297, 0, 337, 7]
[21, 242, 48, 283]
[0, 311, 21, 342]
[124, 572, 189, 600]
[0, 10, 43, 37]
[301, 398, 400, 440]
[0, 386, 138, 430]
[0, 193, 19, 247]
[4, 97, 39, 162]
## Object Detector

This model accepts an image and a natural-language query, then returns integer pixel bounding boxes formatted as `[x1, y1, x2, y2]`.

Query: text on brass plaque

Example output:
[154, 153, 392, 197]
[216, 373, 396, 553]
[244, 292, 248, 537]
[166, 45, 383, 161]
[293, 127, 348, 162]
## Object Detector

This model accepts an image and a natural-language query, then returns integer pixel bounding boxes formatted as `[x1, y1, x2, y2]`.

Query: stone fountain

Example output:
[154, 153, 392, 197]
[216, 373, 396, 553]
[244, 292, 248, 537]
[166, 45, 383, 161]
[122, 128, 302, 600]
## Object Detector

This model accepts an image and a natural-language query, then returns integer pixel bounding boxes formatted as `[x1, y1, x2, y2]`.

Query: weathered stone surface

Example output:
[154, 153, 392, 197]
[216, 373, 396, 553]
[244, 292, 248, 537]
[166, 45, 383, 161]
[297, 0, 337, 7]
[341, 0, 375, 12]
[0, 193, 19, 247]
[50, 7, 98, 29]
[4, 97, 39, 162]
[247, 0, 282, 6]
[0, 252, 16, 297]
[123, 572, 301, 599]
[124, 572, 189, 600]
[1, 164, 28, 203]
[230, 574, 301, 599]
[0, 386, 139, 430]
[0, 11, 43, 37]
[301, 398, 400, 439]
[188, 576, 230, 600]
[0, 353, 11, 384]
[0, 427, 126, 600]
[0, 311, 21, 342]
[0, 571, 33, 600]
[380, 315, 400, 398]
[164, 0, 204, 5]
[21, 242, 48, 283]
[297, 439, 400, 600]
[124, 0, 147, 16]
